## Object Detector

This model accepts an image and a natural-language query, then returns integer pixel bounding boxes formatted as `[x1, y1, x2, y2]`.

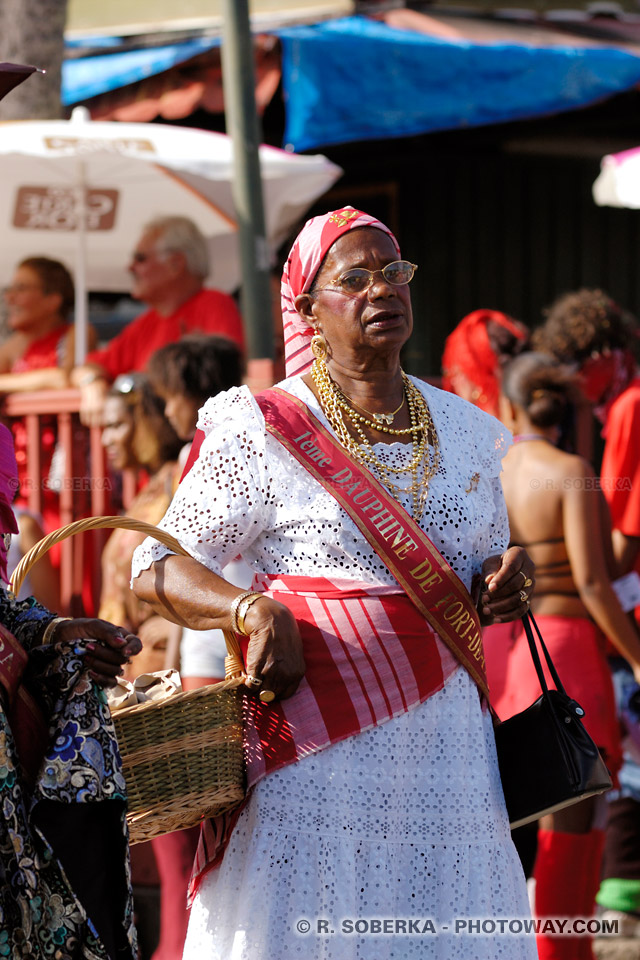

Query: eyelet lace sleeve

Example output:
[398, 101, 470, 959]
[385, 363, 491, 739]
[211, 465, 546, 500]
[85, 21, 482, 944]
[131, 386, 270, 579]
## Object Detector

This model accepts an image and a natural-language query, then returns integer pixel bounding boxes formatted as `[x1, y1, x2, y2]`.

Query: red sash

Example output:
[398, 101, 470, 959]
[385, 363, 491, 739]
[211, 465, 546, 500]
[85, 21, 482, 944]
[187, 386, 492, 899]
[255, 388, 489, 700]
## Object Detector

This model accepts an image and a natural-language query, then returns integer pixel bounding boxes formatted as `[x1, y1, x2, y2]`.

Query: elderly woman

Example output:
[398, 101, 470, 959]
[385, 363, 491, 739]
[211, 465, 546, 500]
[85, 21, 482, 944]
[132, 207, 536, 959]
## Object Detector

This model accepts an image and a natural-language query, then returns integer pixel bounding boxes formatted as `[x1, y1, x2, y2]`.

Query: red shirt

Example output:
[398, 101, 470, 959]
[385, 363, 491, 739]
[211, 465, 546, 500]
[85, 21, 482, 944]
[600, 378, 640, 628]
[601, 378, 640, 538]
[86, 288, 244, 380]
[12, 325, 70, 373]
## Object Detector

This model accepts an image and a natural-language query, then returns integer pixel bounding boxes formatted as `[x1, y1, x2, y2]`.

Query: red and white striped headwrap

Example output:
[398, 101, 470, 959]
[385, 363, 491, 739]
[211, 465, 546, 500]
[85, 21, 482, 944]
[281, 206, 401, 378]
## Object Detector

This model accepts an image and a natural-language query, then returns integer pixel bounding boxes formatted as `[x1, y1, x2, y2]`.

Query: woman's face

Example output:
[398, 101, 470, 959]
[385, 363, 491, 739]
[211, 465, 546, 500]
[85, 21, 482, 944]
[163, 392, 201, 441]
[299, 228, 413, 366]
[101, 396, 136, 471]
[4, 265, 60, 333]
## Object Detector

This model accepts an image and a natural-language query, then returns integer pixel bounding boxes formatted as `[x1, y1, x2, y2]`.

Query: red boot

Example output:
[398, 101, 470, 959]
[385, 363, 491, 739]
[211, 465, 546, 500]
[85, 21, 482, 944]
[534, 828, 605, 960]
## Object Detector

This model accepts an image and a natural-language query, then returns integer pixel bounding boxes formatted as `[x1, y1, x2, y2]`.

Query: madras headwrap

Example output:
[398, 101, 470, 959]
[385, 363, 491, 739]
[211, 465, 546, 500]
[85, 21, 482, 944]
[281, 206, 401, 378]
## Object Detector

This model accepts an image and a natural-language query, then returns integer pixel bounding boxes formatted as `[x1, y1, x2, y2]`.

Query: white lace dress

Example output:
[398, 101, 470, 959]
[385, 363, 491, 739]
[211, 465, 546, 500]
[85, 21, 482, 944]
[132, 376, 536, 960]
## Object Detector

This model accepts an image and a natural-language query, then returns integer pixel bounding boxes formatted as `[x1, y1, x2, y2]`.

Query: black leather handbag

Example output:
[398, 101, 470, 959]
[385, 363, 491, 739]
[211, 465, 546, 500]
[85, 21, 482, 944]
[493, 612, 613, 829]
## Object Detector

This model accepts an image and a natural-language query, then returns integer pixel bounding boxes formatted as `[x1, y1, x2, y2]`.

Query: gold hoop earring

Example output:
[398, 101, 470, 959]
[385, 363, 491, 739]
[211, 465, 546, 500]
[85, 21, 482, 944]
[311, 328, 327, 360]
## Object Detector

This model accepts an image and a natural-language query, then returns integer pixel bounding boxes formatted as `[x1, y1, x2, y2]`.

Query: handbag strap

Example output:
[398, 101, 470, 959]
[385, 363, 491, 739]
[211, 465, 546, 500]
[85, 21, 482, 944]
[521, 611, 568, 698]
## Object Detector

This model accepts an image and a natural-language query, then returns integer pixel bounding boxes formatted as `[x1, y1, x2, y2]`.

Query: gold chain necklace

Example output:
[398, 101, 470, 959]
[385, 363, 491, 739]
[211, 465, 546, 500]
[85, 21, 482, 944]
[330, 380, 416, 437]
[311, 358, 441, 518]
[348, 392, 405, 427]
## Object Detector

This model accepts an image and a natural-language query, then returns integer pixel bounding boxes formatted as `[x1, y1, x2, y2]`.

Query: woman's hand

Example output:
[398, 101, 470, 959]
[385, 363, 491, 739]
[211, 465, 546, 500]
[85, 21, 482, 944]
[241, 597, 305, 702]
[55, 618, 142, 687]
[477, 546, 535, 626]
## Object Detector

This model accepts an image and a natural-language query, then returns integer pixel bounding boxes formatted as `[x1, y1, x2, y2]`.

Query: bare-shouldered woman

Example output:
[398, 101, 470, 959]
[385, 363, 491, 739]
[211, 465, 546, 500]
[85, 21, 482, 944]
[484, 351, 640, 960]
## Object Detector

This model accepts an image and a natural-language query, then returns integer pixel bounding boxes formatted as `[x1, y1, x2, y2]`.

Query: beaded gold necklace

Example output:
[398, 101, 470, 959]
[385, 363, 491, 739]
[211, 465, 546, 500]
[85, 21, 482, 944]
[350, 393, 405, 426]
[311, 358, 441, 519]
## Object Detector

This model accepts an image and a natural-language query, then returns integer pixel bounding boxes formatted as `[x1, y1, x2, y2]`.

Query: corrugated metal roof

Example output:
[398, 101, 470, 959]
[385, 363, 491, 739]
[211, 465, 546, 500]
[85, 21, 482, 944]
[66, 0, 354, 38]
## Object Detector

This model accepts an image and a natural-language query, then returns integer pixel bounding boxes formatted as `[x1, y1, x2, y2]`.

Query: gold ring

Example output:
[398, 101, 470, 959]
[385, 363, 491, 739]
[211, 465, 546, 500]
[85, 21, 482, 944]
[259, 689, 275, 703]
[246, 675, 262, 687]
[519, 571, 533, 588]
[519, 589, 528, 603]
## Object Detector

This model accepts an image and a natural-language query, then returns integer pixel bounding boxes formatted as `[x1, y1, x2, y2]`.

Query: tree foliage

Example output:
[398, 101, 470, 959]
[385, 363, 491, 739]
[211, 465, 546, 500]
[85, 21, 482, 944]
[0, 0, 68, 119]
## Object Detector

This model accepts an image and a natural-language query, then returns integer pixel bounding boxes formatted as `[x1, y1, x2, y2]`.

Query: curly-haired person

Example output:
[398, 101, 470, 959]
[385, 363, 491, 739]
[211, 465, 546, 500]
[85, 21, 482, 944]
[534, 288, 640, 935]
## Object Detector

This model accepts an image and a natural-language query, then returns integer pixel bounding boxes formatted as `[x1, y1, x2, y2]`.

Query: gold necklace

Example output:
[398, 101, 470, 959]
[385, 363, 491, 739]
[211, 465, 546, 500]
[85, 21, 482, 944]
[331, 380, 417, 437]
[311, 358, 441, 518]
[348, 392, 405, 427]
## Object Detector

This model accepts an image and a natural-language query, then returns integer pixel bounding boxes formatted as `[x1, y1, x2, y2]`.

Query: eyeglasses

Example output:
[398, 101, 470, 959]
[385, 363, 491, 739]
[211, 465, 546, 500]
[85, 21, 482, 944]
[318, 260, 418, 296]
[4, 283, 43, 295]
[131, 248, 170, 264]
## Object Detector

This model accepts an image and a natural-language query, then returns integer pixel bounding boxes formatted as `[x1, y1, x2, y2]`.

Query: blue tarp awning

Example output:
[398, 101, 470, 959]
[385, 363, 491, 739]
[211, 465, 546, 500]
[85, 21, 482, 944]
[62, 36, 220, 105]
[279, 16, 640, 151]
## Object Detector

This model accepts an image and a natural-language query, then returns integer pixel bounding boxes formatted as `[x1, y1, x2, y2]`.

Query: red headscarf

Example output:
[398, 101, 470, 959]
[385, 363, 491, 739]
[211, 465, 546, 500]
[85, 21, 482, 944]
[441, 309, 528, 417]
[281, 206, 400, 378]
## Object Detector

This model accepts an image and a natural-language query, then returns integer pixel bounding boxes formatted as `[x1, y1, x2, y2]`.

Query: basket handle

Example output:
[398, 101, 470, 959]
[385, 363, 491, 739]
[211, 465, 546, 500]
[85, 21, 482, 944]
[9, 515, 244, 678]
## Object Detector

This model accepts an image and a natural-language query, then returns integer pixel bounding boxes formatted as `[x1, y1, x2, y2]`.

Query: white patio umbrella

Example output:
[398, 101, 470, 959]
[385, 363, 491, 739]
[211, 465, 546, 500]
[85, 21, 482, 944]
[593, 146, 640, 209]
[0, 108, 342, 363]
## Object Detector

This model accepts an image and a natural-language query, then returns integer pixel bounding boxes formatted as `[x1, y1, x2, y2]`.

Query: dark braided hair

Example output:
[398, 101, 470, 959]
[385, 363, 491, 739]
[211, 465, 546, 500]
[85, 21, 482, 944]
[501, 352, 579, 429]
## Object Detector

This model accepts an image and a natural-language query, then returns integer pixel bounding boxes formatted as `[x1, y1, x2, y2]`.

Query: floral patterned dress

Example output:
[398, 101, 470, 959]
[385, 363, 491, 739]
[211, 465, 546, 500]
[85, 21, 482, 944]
[0, 587, 136, 959]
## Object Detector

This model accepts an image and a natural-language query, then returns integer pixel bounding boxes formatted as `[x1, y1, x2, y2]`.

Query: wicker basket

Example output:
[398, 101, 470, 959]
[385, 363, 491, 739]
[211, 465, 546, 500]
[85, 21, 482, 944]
[10, 516, 246, 844]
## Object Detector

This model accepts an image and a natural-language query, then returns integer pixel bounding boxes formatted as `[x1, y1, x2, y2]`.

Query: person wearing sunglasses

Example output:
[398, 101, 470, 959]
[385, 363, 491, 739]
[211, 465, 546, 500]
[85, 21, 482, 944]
[72, 216, 245, 427]
[132, 206, 536, 959]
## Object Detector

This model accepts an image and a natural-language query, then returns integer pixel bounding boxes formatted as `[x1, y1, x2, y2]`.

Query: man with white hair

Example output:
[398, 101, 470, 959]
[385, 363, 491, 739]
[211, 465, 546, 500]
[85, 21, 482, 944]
[74, 216, 244, 425]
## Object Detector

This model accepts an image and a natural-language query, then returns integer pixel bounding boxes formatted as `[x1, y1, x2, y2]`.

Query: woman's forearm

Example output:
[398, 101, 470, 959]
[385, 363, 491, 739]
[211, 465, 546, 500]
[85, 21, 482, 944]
[133, 554, 305, 701]
[132, 554, 243, 631]
[579, 579, 640, 671]
[0, 367, 69, 392]
[0, 586, 54, 651]
[611, 529, 640, 577]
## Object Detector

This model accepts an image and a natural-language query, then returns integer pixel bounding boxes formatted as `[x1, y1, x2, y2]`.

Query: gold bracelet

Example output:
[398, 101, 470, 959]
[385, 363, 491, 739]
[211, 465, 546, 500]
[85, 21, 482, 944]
[230, 591, 258, 635]
[236, 593, 264, 636]
[41, 616, 71, 645]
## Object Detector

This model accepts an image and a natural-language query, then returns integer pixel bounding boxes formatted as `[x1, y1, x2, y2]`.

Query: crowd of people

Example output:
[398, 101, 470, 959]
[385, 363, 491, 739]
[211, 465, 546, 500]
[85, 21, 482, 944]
[2, 200, 640, 960]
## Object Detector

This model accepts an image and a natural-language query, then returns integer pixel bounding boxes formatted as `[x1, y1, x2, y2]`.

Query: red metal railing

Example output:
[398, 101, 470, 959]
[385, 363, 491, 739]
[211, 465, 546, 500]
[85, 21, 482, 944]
[1, 388, 136, 615]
